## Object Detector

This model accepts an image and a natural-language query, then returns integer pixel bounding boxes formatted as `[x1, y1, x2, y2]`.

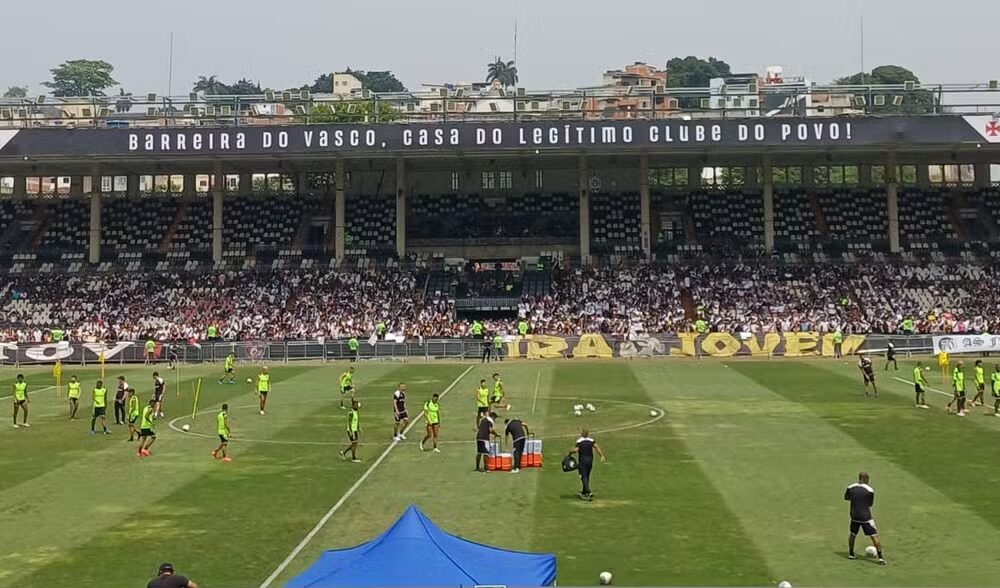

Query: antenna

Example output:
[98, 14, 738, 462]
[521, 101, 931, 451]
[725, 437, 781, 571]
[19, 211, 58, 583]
[167, 31, 175, 98]
[513, 0, 518, 90]
[859, 7, 865, 86]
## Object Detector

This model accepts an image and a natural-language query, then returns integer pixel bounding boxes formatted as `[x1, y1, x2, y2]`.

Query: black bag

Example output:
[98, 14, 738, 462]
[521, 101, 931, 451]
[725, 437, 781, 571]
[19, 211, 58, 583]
[561, 453, 578, 472]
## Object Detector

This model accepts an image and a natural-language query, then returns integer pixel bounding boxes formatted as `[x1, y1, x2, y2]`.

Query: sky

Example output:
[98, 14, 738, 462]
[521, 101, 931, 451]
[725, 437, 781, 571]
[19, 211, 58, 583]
[3, 0, 996, 96]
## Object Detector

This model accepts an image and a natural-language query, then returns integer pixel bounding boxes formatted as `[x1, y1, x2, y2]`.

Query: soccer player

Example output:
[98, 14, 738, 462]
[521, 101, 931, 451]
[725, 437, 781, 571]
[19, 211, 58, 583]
[858, 354, 877, 397]
[144, 338, 156, 366]
[504, 417, 530, 473]
[490, 372, 511, 411]
[218, 352, 236, 385]
[884, 343, 898, 371]
[474, 411, 500, 473]
[114, 375, 129, 425]
[137, 399, 157, 457]
[568, 428, 606, 501]
[475, 379, 490, 428]
[211, 404, 232, 462]
[392, 383, 408, 441]
[420, 393, 441, 453]
[340, 399, 362, 463]
[67, 374, 82, 420]
[166, 344, 179, 370]
[126, 388, 140, 441]
[12, 373, 29, 428]
[152, 371, 166, 419]
[947, 361, 967, 416]
[844, 471, 886, 564]
[912, 362, 929, 409]
[991, 365, 1000, 417]
[339, 366, 355, 410]
[256, 366, 271, 415]
[938, 350, 950, 383]
[971, 359, 986, 408]
[91, 380, 110, 435]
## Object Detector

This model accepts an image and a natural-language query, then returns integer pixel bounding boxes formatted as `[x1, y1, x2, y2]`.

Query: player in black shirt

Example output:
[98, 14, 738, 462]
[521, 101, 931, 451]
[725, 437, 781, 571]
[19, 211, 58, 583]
[147, 563, 198, 588]
[884, 343, 898, 371]
[844, 471, 886, 564]
[152, 372, 166, 418]
[392, 383, 409, 442]
[503, 418, 530, 473]
[474, 411, 500, 472]
[569, 429, 606, 501]
[858, 355, 878, 397]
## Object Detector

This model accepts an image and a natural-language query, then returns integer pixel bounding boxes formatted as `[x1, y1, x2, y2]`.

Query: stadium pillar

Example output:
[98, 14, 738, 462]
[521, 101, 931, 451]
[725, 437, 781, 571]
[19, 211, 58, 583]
[859, 164, 873, 187]
[13, 175, 26, 197]
[183, 173, 196, 197]
[974, 163, 991, 188]
[127, 175, 139, 197]
[639, 154, 651, 261]
[579, 155, 591, 262]
[396, 158, 407, 258]
[212, 163, 224, 263]
[762, 157, 775, 254]
[88, 164, 102, 265]
[886, 154, 901, 253]
[335, 159, 346, 259]
[238, 173, 251, 196]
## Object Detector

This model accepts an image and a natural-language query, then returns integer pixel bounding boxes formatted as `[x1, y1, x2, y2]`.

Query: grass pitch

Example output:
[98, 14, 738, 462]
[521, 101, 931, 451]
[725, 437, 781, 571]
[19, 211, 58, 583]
[2, 357, 1000, 587]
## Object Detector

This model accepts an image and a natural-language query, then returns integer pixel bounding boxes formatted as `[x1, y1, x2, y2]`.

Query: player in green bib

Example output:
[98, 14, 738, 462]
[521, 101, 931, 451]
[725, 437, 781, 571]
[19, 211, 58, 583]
[991, 367, 1000, 417]
[212, 404, 232, 461]
[971, 360, 986, 408]
[340, 400, 362, 463]
[256, 366, 271, 415]
[420, 393, 442, 453]
[67, 375, 82, 420]
[912, 363, 929, 409]
[490, 372, 511, 411]
[126, 388, 141, 441]
[475, 380, 490, 428]
[339, 367, 355, 410]
[948, 362, 967, 416]
[12, 373, 29, 428]
[218, 353, 236, 385]
[137, 399, 157, 457]
[91, 380, 110, 435]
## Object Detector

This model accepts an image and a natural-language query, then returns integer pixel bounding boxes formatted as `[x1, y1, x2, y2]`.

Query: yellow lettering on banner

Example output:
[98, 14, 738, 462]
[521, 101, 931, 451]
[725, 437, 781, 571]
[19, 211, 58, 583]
[504, 341, 521, 359]
[784, 332, 820, 357]
[573, 334, 614, 358]
[743, 333, 781, 358]
[670, 333, 698, 356]
[701, 332, 742, 357]
[841, 335, 866, 356]
[525, 335, 568, 360]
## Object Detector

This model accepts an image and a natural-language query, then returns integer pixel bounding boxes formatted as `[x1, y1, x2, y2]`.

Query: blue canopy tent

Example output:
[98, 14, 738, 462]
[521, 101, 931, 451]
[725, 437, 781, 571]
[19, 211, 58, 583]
[286, 505, 556, 588]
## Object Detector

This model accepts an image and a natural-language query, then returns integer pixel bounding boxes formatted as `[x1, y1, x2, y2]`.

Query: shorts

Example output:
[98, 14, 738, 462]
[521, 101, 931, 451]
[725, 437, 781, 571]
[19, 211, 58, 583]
[153, 393, 164, 403]
[341, 387, 353, 396]
[225, 367, 234, 374]
[993, 390, 1000, 398]
[850, 519, 878, 536]
[490, 396, 503, 405]
[259, 390, 268, 397]
[93, 407, 106, 417]
[426, 421, 439, 429]
[956, 390, 966, 398]
[139, 428, 155, 438]
[218, 435, 229, 443]
[128, 415, 139, 425]
[914, 383, 924, 394]
[394, 411, 408, 423]
[477, 406, 489, 416]
[477, 438, 491, 455]
[347, 430, 359, 442]
[68, 396, 80, 402]
[13, 398, 26, 406]
[863, 373, 875, 384]
[977, 382, 985, 392]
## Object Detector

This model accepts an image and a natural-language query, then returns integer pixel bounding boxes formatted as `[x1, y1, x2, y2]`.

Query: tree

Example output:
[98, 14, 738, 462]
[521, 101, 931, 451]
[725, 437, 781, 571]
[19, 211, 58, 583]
[229, 78, 263, 95]
[664, 56, 731, 109]
[309, 73, 333, 94]
[356, 70, 406, 93]
[304, 101, 400, 124]
[485, 57, 518, 88]
[3, 86, 28, 99]
[42, 59, 118, 97]
[193, 75, 230, 95]
[835, 65, 937, 114]
[114, 88, 133, 113]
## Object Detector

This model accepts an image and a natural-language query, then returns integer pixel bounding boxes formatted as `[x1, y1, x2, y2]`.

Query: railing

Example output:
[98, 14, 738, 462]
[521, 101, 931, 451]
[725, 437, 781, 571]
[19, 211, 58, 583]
[2, 82, 999, 128]
[0, 333, 935, 365]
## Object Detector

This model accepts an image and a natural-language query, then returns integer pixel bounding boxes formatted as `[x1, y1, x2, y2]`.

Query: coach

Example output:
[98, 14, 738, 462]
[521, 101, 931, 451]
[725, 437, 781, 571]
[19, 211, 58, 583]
[504, 418, 530, 472]
[569, 429, 606, 501]
[147, 563, 198, 588]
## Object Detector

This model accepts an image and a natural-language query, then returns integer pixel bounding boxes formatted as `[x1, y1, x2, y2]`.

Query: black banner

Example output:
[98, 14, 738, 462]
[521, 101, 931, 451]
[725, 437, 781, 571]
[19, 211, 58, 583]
[0, 116, 994, 160]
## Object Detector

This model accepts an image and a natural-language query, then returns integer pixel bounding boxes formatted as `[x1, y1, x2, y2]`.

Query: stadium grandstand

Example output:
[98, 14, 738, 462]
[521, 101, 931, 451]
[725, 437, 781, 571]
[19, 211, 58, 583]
[2, 82, 1000, 350]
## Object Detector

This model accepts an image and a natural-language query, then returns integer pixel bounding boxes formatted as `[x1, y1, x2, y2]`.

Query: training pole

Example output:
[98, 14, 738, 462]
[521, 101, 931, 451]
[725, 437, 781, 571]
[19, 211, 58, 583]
[191, 378, 202, 420]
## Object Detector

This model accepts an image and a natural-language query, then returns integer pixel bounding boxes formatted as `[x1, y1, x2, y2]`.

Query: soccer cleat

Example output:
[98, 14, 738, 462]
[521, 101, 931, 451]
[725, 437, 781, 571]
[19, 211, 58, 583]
[21, 423, 30, 428]
[510, 469, 520, 474]
[222, 456, 232, 462]
[433, 447, 442, 453]
[141, 449, 151, 456]
[104, 430, 112, 435]
[957, 412, 965, 417]
[211, 450, 218, 459]
[339, 451, 347, 461]
[399, 434, 407, 440]
[12, 424, 19, 429]
[878, 558, 886, 565]
[418, 441, 425, 451]
[847, 553, 856, 560]
[351, 458, 362, 463]
[259, 410, 265, 415]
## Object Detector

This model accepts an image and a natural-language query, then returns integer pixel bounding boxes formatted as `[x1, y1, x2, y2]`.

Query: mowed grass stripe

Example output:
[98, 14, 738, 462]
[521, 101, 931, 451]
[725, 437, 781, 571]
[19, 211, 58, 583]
[14, 363, 365, 588]
[266, 363, 546, 588]
[529, 363, 772, 586]
[647, 361, 1000, 587]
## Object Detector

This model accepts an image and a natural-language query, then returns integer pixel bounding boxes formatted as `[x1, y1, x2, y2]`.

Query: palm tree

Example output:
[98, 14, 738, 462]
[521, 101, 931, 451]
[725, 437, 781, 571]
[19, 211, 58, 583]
[193, 75, 228, 95]
[486, 57, 518, 89]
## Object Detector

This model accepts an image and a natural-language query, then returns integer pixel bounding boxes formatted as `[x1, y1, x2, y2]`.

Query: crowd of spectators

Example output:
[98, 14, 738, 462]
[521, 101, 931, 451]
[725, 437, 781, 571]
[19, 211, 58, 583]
[2, 262, 1000, 343]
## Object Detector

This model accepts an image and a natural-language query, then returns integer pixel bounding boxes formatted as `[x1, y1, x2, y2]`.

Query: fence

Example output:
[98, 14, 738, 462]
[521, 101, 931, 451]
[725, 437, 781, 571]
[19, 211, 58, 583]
[0, 333, 938, 366]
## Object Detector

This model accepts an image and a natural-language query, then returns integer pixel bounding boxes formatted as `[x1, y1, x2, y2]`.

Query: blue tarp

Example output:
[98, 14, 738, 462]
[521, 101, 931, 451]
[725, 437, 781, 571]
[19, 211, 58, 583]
[286, 505, 557, 588]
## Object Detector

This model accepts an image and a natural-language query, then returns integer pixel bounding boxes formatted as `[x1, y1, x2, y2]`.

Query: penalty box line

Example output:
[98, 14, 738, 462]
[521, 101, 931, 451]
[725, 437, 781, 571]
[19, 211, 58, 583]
[257, 364, 474, 588]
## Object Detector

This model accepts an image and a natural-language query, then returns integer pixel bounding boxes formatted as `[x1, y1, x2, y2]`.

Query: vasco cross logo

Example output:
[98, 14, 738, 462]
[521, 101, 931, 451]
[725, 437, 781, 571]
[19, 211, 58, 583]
[938, 337, 956, 351]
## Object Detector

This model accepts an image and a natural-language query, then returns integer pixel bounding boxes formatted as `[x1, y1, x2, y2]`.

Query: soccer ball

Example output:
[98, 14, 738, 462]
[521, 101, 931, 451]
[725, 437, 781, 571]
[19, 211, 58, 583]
[181, 424, 190, 432]
[586, 403, 596, 412]
[865, 545, 878, 558]
[924, 366, 931, 371]
[778, 582, 792, 588]
[599, 571, 612, 585]
[573, 404, 584, 411]
[649, 410, 658, 417]
[246, 378, 253, 383]
[574, 410, 582, 416]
